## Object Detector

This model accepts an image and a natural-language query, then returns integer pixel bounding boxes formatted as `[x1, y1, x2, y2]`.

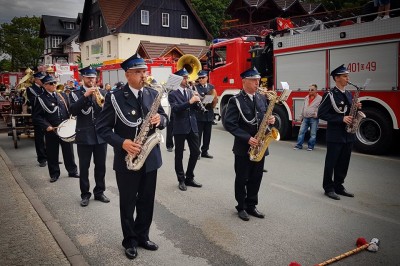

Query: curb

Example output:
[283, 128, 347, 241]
[0, 146, 89, 266]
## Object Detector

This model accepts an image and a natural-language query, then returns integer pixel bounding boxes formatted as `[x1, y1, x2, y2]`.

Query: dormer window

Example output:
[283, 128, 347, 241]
[141, 10, 149, 25]
[65, 22, 75, 30]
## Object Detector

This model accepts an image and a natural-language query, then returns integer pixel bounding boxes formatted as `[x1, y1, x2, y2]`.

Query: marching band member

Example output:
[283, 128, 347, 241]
[69, 66, 109, 207]
[168, 68, 202, 191]
[27, 71, 47, 167]
[223, 67, 275, 221]
[96, 53, 167, 260]
[195, 70, 216, 159]
[318, 64, 361, 200]
[32, 75, 78, 183]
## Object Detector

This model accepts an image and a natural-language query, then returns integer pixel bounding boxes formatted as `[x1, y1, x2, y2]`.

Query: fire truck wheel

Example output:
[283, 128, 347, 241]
[354, 107, 392, 155]
[273, 105, 291, 140]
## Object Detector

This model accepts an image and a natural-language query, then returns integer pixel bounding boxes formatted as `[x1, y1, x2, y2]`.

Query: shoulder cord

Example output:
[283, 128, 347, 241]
[328, 92, 347, 114]
[111, 93, 142, 127]
[234, 96, 257, 125]
[29, 87, 38, 97]
[71, 91, 93, 116]
[37, 97, 58, 114]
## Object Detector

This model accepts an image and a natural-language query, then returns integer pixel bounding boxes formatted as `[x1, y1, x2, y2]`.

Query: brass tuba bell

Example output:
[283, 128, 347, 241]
[177, 54, 201, 81]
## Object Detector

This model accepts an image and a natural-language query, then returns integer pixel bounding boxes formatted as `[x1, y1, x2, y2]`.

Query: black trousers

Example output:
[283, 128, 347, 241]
[173, 130, 200, 182]
[234, 154, 265, 211]
[323, 142, 353, 192]
[34, 125, 47, 163]
[166, 114, 174, 149]
[44, 131, 78, 179]
[77, 143, 107, 199]
[116, 169, 157, 249]
[197, 121, 212, 154]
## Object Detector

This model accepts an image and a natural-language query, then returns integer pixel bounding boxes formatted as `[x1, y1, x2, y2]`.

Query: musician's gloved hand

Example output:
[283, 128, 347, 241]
[123, 139, 142, 156]
[83, 87, 96, 97]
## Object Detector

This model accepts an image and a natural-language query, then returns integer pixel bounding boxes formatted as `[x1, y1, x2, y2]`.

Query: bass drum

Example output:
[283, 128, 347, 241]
[57, 118, 76, 142]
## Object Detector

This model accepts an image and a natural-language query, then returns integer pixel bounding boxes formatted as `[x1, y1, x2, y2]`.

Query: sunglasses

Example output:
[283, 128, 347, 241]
[47, 82, 57, 85]
[198, 76, 206, 79]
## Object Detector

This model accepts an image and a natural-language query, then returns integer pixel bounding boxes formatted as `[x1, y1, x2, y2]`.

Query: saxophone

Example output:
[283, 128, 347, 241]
[249, 90, 280, 162]
[125, 83, 164, 171]
[345, 81, 366, 134]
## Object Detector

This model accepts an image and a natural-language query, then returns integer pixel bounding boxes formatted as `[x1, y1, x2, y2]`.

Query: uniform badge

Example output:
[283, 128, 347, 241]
[340, 101, 344, 104]
[51, 103, 55, 106]
[131, 110, 136, 115]
[339, 107, 343, 111]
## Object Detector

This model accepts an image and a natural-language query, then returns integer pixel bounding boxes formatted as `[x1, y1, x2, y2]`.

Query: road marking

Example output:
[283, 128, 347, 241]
[271, 182, 400, 226]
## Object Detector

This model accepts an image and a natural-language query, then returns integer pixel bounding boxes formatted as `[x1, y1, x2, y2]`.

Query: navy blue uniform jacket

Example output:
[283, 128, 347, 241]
[96, 85, 168, 173]
[168, 88, 199, 134]
[223, 90, 270, 156]
[32, 91, 70, 129]
[318, 87, 356, 143]
[194, 83, 215, 122]
[69, 86, 105, 145]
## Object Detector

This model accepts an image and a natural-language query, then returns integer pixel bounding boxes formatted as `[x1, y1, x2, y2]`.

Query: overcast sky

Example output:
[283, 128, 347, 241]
[0, 0, 84, 24]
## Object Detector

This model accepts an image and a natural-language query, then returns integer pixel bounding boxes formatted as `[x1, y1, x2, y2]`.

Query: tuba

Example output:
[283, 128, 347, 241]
[177, 54, 201, 82]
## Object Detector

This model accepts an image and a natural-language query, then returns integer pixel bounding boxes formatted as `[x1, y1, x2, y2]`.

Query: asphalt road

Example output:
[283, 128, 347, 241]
[1, 124, 399, 266]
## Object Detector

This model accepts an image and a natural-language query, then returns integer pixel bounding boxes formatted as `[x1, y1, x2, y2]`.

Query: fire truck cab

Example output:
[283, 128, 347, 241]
[208, 15, 400, 154]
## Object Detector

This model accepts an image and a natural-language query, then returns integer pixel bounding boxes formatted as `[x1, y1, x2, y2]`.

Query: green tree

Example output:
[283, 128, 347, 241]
[190, 0, 232, 38]
[0, 58, 12, 72]
[0, 16, 43, 71]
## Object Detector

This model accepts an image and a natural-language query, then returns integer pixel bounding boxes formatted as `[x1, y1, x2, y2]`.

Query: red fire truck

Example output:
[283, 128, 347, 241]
[0, 72, 23, 86]
[208, 15, 400, 155]
[99, 58, 177, 86]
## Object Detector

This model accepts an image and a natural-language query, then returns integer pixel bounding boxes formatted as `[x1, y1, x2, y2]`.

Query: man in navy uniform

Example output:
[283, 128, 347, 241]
[27, 71, 47, 167]
[318, 64, 361, 200]
[96, 53, 167, 260]
[168, 68, 202, 191]
[223, 67, 275, 221]
[69, 66, 109, 207]
[195, 70, 216, 159]
[32, 75, 78, 183]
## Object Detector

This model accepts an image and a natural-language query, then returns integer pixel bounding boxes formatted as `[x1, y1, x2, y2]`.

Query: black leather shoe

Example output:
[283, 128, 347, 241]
[263, 169, 268, 173]
[139, 240, 158, 251]
[325, 191, 340, 200]
[178, 181, 187, 191]
[246, 207, 265, 218]
[125, 247, 138, 259]
[68, 173, 79, 178]
[185, 179, 202, 188]
[49, 176, 58, 183]
[39, 161, 47, 167]
[94, 194, 110, 203]
[335, 189, 354, 197]
[80, 197, 89, 207]
[201, 153, 213, 159]
[238, 210, 249, 221]
[167, 147, 173, 152]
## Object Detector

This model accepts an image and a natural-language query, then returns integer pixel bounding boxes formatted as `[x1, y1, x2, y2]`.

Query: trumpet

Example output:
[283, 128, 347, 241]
[93, 87, 105, 107]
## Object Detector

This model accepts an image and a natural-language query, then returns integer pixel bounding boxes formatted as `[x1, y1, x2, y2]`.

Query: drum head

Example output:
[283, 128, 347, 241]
[57, 119, 76, 140]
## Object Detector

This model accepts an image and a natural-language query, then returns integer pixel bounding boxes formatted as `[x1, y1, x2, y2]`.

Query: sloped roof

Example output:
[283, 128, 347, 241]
[96, 0, 212, 39]
[59, 29, 80, 46]
[39, 15, 77, 37]
[244, 0, 268, 7]
[138, 41, 209, 60]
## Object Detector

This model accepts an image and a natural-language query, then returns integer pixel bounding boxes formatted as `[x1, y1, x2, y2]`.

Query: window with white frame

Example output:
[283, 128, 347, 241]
[181, 15, 188, 29]
[86, 46, 89, 58]
[52, 36, 62, 48]
[99, 15, 103, 28]
[107, 41, 111, 55]
[162, 13, 169, 27]
[65, 22, 74, 29]
[141, 10, 149, 25]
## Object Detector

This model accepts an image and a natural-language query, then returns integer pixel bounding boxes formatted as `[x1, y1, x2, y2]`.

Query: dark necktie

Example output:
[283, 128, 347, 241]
[52, 93, 57, 99]
[183, 89, 188, 101]
[137, 90, 143, 106]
